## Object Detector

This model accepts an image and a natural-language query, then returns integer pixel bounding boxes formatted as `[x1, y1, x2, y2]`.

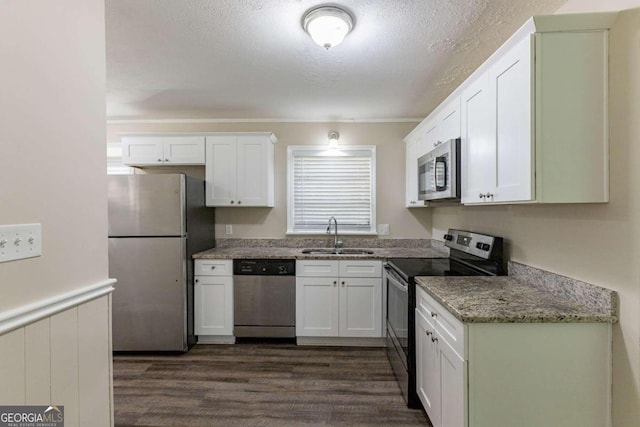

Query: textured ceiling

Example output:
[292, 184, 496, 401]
[106, 0, 566, 121]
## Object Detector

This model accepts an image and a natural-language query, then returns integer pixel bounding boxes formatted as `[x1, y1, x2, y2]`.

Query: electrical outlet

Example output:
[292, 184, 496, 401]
[377, 224, 390, 236]
[0, 223, 42, 263]
[225, 224, 233, 235]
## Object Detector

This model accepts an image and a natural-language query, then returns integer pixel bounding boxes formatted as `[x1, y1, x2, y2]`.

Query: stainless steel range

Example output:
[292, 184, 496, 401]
[385, 229, 505, 408]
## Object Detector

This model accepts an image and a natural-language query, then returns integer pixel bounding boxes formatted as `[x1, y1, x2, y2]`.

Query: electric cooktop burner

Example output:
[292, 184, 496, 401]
[387, 257, 487, 281]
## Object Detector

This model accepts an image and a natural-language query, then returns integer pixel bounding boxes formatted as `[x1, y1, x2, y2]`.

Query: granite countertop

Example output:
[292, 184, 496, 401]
[415, 276, 617, 324]
[193, 246, 449, 260]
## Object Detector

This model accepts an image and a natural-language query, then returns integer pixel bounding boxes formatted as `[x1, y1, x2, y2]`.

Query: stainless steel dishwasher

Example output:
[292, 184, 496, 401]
[233, 259, 296, 338]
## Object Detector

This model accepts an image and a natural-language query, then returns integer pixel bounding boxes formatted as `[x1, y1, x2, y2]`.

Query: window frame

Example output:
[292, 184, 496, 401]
[107, 142, 134, 175]
[286, 145, 377, 235]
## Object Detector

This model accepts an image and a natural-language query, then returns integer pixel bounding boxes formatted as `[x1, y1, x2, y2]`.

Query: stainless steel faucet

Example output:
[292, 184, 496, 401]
[326, 216, 342, 250]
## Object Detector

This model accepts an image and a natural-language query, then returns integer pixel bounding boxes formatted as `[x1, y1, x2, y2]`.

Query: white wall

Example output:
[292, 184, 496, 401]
[0, 1, 112, 426]
[431, 7, 640, 425]
[557, 0, 640, 13]
[107, 121, 433, 240]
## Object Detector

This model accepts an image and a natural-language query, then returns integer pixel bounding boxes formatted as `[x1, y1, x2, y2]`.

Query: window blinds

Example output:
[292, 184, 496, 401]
[291, 148, 375, 233]
[107, 143, 133, 175]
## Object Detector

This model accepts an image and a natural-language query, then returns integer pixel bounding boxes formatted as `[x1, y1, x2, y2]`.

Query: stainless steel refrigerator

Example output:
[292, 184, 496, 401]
[108, 174, 215, 351]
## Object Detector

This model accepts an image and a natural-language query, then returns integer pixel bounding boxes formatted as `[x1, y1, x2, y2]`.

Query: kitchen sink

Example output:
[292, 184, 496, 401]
[301, 248, 375, 255]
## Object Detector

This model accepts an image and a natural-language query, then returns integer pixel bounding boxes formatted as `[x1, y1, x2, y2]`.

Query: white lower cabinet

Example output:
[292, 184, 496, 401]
[416, 292, 466, 427]
[415, 286, 612, 427]
[296, 260, 382, 338]
[194, 260, 234, 342]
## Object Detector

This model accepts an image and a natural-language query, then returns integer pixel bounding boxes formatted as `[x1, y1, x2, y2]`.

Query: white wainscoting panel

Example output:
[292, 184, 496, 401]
[25, 318, 51, 404]
[51, 308, 80, 427]
[0, 328, 26, 403]
[79, 296, 112, 427]
[0, 280, 114, 427]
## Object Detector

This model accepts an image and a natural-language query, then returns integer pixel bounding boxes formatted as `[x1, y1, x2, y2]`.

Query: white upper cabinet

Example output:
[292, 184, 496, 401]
[408, 12, 615, 206]
[405, 137, 420, 207]
[462, 36, 534, 204]
[121, 135, 205, 166]
[404, 95, 462, 209]
[421, 119, 438, 158]
[460, 15, 613, 204]
[436, 96, 462, 144]
[460, 74, 495, 204]
[205, 133, 276, 207]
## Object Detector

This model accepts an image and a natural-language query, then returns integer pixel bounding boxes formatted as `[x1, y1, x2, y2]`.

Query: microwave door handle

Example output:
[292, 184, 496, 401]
[435, 156, 447, 191]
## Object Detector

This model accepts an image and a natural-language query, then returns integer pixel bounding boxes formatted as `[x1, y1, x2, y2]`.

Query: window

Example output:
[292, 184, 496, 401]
[107, 143, 133, 175]
[287, 146, 376, 234]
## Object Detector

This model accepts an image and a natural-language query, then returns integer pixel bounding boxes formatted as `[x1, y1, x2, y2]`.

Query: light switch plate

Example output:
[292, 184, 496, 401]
[377, 224, 390, 236]
[0, 223, 42, 263]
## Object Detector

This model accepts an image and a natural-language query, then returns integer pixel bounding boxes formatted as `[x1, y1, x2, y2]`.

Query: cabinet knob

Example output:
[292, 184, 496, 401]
[486, 192, 494, 198]
[237, 201, 242, 205]
[211, 266, 216, 270]
[431, 336, 438, 343]
[430, 311, 437, 318]
[195, 279, 199, 283]
[333, 281, 337, 286]
[479, 193, 485, 199]
[165, 158, 170, 162]
[230, 200, 234, 204]
[157, 158, 162, 162]
[426, 330, 432, 336]
[341, 281, 345, 287]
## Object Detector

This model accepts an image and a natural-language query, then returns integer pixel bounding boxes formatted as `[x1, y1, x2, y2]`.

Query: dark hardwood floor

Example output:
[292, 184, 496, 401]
[113, 343, 431, 426]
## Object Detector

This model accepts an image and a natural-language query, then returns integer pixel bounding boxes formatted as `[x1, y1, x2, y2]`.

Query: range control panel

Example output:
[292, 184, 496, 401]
[233, 259, 296, 276]
[444, 229, 502, 260]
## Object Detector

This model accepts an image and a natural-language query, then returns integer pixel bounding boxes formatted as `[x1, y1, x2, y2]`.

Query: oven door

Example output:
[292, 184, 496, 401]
[418, 138, 460, 201]
[386, 265, 409, 363]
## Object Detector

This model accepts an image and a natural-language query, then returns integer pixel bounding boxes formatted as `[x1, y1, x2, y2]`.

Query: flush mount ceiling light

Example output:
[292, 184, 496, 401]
[328, 130, 340, 147]
[302, 5, 354, 50]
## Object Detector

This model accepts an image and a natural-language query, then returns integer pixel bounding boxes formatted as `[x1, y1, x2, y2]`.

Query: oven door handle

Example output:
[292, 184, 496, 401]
[385, 266, 408, 293]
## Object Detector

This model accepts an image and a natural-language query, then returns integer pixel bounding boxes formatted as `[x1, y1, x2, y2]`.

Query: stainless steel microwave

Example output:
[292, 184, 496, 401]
[417, 138, 461, 201]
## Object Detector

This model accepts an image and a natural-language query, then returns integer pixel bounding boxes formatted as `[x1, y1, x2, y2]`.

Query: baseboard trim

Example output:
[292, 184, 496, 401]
[197, 336, 236, 344]
[0, 278, 116, 335]
[296, 337, 386, 347]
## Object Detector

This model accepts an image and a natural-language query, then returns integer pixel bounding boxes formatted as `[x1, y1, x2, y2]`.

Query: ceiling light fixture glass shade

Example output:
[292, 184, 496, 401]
[302, 5, 354, 50]
[328, 130, 340, 147]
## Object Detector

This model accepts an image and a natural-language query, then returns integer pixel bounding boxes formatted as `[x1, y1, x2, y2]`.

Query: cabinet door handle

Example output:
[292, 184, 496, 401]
[431, 336, 438, 343]
[479, 193, 485, 199]
[430, 311, 437, 318]
[486, 192, 494, 198]
[426, 330, 432, 336]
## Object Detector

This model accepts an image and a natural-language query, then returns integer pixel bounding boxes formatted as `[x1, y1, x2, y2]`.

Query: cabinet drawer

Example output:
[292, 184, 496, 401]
[296, 260, 340, 277]
[339, 260, 382, 278]
[195, 259, 233, 276]
[417, 286, 465, 359]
